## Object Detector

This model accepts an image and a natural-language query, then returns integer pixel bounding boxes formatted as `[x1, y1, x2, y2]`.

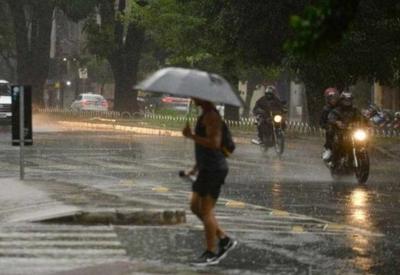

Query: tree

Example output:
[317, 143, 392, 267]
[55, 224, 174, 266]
[87, 0, 145, 113]
[0, 1, 16, 81]
[86, 56, 114, 95]
[5, 0, 56, 107]
[59, 0, 146, 113]
[286, 0, 400, 124]
[142, 0, 308, 120]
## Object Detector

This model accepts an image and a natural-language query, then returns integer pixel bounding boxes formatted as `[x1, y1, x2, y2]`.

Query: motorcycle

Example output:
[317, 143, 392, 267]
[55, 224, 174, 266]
[362, 104, 394, 129]
[253, 111, 285, 157]
[394, 112, 400, 129]
[326, 125, 370, 184]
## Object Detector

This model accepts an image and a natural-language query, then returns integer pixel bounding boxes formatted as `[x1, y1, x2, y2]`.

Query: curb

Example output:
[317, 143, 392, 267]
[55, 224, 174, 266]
[58, 121, 182, 137]
[58, 120, 255, 144]
[37, 208, 187, 226]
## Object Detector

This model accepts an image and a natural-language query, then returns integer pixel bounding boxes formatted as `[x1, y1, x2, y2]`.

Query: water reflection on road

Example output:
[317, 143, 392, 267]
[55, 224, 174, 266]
[347, 187, 375, 272]
[349, 187, 371, 228]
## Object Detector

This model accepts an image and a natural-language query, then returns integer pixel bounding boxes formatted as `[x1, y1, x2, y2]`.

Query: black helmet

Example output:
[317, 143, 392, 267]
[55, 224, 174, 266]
[340, 92, 353, 107]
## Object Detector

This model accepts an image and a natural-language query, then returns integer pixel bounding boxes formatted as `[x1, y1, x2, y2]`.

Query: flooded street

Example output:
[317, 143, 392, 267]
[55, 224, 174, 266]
[0, 116, 398, 274]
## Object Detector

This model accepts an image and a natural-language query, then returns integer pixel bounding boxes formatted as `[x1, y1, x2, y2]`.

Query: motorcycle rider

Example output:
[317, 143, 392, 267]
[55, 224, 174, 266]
[394, 111, 400, 129]
[327, 92, 365, 165]
[320, 87, 340, 162]
[251, 85, 285, 145]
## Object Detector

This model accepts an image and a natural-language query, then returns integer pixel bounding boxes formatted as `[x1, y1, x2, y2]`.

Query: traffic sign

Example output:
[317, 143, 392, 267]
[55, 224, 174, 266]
[79, 68, 88, 79]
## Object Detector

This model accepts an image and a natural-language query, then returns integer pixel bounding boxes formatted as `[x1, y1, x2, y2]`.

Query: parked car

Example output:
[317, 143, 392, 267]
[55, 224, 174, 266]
[159, 96, 191, 112]
[0, 80, 11, 122]
[137, 93, 162, 112]
[70, 93, 108, 112]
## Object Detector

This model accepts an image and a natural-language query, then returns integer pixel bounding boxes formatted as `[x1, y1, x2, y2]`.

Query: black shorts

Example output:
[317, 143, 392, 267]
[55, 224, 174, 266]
[192, 169, 228, 200]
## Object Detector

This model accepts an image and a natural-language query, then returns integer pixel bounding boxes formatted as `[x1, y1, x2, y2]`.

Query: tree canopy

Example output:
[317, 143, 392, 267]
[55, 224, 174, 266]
[3, 0, 398, 117]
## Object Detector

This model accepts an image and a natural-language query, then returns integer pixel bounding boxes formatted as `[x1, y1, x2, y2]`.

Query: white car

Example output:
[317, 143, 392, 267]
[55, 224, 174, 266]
[0, 80, 11, 121]
[71, 93, 108, 112]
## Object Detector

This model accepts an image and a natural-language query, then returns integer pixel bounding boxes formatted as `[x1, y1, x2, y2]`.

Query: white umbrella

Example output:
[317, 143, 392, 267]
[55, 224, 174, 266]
[135, 67, 243, 107]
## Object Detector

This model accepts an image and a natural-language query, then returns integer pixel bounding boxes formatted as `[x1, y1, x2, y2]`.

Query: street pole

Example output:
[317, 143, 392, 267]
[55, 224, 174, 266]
[19, 86, 25, 180]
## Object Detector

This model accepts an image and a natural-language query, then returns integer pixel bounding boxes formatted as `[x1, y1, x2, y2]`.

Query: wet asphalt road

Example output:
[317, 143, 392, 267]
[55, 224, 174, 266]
[0, 115, 399, 274]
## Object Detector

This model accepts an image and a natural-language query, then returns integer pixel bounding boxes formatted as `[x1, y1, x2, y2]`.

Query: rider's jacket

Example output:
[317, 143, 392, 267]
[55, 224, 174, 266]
[252, 95, 284, 118]
[328, 105, 364, 128]
[320, 104, 335, 130]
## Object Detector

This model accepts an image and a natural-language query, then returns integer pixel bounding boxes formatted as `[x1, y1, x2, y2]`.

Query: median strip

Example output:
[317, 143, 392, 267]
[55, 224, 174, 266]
[34, 208, 186, 226]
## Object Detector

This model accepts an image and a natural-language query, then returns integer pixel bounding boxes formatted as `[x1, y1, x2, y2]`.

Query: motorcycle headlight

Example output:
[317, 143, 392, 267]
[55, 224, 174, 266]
[353, 129, 367, 141]
[274, 115, 282, 123]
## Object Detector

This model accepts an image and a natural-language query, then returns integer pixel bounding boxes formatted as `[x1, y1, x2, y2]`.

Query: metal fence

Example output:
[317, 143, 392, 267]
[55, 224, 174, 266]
[38, 109, 400, 138]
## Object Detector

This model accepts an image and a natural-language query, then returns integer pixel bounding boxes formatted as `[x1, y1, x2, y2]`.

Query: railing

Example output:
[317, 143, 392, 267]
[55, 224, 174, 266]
[37, 108, 400, 138]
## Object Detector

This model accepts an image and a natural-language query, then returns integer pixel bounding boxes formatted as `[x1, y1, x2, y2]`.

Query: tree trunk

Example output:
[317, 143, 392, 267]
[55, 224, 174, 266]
[242, 78, 257, 117]
[107, 0, 145, 113]
[304, 83, 324, 126]
[222, 60, 240, 121]
[7, 0, 54, 108]
[0, 52, 16, 82]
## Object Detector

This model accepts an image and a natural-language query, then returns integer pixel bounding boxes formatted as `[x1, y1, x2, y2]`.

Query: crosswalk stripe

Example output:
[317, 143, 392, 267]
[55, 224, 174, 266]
[0, 258, 129, 274]
[0, 248, 127, 256]
[0, 232, 117, 238]
[0, 258, 128, 264]
[0, 223, 129, 274]
[0, 240, 121, 247]
[1, 223, 115, 231]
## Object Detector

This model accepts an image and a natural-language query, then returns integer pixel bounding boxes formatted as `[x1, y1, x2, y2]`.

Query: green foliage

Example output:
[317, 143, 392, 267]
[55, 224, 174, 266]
[285, 0, 400, 123]
[286, 0, 360, 55]
[142, 0, 210, 68]
[84, 18, 115, 58]
[288, 0, 400, 86]
[85, 56, 114, 84]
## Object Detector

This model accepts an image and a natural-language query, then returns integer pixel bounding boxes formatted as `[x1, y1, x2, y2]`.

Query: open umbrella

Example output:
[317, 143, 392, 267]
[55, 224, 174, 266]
[134, 67, 243, 107]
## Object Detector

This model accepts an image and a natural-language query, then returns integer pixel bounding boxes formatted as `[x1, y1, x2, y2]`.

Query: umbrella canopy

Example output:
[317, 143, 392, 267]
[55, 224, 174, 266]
[135, 67, 243, 107]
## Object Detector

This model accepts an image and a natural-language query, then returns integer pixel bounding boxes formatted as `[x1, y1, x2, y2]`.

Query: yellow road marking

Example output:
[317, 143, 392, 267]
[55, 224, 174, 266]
[291, 225, 304, 233]
[324, 223, 345, 231]
[152, 186, 169, 193]
[225, 200, 246, 208]
[271, 210, 289, 217]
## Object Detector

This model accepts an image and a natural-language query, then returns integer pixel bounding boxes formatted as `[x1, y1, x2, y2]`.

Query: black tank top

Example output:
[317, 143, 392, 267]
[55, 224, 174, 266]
[194, 109, 228, 171]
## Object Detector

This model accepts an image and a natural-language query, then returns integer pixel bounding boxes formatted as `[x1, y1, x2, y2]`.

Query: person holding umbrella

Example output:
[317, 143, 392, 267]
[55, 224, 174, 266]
[135, 67, 243, 266]
[182, 97, 237, 266]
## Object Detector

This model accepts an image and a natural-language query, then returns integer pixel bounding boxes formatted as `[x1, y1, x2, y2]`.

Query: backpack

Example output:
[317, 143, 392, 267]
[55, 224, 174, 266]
[221, 120, 236, 157]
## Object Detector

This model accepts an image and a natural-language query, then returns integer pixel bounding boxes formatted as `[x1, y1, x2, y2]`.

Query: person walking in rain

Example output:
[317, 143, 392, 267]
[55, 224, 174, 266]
[182, 97, 237, 266]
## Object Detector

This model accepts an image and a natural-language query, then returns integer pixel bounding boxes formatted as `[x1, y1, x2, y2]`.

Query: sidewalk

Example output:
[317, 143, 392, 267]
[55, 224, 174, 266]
[0, 177, 190, 274]
[0, 178, 79, 223]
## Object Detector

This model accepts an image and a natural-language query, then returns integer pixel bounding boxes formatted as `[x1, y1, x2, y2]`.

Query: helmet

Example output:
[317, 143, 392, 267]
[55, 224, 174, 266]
[324, 87, 339, 97]
[340, 92, 353, 107]
[324, 87, 339, 104]
[265, 85, 276, 99]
